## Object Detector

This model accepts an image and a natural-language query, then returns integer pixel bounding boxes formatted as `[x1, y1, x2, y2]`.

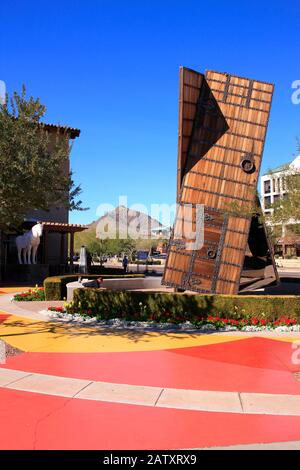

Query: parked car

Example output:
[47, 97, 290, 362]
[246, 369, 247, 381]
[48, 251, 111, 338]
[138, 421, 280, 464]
[136, 250, 149, 261]
[157, 253, 167, 259]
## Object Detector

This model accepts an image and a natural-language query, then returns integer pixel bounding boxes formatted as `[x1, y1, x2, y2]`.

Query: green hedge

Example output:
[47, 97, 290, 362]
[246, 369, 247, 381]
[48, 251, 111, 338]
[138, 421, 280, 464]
[44, 274, 144, 301]
[88, 266, 125, 275]
[72, 289, 300, 322]
[134, 260, 162, 265]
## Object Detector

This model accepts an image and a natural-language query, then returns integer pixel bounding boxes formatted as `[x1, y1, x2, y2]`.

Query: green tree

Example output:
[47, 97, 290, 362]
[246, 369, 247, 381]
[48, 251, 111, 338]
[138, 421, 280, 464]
[135, 237, 159, 252]
[0, 85, 86, 230]
[87, 240, 111, 266]
[118, 238, 136, 260]
[86, 237, 136, 264]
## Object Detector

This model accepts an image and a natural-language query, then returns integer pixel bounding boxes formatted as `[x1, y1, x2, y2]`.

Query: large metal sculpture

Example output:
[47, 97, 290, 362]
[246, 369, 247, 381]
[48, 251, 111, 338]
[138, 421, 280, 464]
[162, 68, 278, 294]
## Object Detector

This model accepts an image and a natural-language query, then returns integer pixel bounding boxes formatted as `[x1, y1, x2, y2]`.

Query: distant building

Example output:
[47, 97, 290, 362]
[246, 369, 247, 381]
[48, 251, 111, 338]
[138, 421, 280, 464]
[150, 226, 171, 239]
[260, 155, 300, 256]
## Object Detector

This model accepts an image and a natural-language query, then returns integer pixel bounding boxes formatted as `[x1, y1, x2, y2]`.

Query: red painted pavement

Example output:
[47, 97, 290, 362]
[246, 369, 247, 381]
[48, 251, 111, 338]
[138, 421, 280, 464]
[1, 387, 300, 450]
[0, 313, 10, 324]
[2, 337, 300, 394]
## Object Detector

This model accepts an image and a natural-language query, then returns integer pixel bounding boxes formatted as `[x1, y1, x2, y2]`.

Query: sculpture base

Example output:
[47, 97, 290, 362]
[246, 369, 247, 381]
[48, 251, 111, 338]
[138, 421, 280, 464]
[2, 264, 51, 285]
[1, 264, 76, 285]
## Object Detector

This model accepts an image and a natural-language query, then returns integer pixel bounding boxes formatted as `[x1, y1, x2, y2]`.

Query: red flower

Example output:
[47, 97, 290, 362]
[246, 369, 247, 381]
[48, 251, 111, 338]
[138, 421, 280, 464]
[50, 306, 64, 312]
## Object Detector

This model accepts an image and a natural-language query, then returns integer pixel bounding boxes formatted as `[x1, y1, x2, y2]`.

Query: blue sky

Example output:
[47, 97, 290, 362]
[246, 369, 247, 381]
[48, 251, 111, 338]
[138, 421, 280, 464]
[1, 0, 299, 224]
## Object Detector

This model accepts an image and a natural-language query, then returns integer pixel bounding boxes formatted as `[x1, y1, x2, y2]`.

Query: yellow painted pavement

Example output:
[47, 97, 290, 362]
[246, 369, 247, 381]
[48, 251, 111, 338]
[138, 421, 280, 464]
[0, 312, 298, 353]
[267, 336, 300, 343]
[0, 287, 299, 352]
[0, 313, 249, 353]
[0, 287, 35, 294]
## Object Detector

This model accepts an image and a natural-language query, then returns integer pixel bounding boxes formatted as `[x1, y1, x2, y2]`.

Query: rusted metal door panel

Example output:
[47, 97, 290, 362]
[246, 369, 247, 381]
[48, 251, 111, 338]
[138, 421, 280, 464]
[163, 67, 277, 294]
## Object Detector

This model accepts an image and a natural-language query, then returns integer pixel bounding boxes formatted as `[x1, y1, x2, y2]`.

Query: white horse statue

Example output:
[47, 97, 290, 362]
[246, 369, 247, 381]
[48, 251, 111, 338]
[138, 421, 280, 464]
[15, 223, 43, 265]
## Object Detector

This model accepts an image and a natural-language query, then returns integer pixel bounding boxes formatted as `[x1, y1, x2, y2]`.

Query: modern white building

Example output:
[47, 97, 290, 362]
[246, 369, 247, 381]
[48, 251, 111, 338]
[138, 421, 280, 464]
[261, 155, 300, 214]
[260, 155, 300, 255]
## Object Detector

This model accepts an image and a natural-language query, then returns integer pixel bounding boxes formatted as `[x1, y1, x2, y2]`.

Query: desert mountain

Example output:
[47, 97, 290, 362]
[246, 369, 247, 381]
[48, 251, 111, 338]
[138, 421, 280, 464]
[91, 205, 166, 238]
[74, 205, 169, 251]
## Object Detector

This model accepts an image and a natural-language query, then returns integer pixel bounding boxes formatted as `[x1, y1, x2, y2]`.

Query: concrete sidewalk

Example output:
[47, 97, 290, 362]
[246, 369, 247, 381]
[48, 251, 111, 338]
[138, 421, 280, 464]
[1, 367, 300, 416]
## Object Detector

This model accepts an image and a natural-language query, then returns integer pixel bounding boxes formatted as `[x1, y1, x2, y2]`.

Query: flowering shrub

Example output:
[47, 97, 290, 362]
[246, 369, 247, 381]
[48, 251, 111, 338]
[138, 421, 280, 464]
[48, 304, 95, 317]
[46, 305, 300, 330]
[13, 286, 45, 302]
[192, 315, 298, 329]
[44, 290, 300, 329]
[48, 306, 65, 313]
[73, 289, 300, 323]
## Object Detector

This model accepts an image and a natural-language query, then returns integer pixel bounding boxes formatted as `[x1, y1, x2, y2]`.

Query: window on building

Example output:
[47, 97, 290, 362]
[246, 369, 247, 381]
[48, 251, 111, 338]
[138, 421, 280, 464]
[264, 213, 272, 223]
[273, 194, 280, 213]
[264, 196, 271, 208]
[264, 180, 271, 194]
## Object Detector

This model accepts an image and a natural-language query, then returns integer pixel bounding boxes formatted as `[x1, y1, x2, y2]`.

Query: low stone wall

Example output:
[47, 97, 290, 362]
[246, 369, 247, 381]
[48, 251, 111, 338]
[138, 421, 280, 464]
[66, 277, 162, 301]
[275, 258, 300, 268]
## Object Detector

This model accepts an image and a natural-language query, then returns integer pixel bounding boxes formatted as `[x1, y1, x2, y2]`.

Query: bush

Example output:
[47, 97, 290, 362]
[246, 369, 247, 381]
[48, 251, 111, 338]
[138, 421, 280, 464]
[87, 266, 125, 275]
[135, 260, 161, 265]
[13, 286, 45, 302]
[72, 289, 300, 323]
[44, 274, 144, 300]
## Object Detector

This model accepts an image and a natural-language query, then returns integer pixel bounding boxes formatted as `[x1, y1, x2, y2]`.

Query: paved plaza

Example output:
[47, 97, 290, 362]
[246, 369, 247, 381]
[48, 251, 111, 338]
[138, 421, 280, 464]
[0, 288, 300, 450]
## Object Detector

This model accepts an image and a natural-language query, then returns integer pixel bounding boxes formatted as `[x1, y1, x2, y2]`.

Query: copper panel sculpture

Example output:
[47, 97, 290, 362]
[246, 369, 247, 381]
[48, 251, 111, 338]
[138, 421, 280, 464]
[163, 67, 278, 294]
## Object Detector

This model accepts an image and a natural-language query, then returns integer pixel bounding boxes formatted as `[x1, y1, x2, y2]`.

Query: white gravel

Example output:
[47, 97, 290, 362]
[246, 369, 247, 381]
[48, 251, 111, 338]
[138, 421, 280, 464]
[40, 310, 300, 335]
